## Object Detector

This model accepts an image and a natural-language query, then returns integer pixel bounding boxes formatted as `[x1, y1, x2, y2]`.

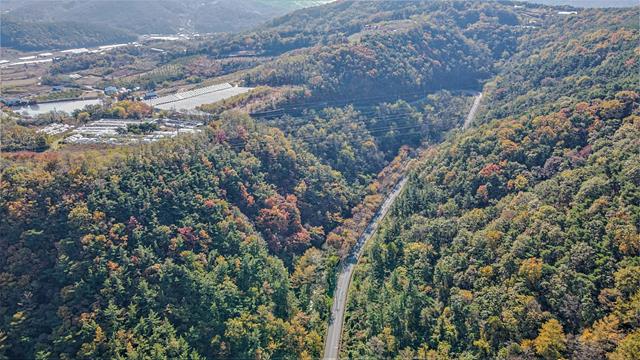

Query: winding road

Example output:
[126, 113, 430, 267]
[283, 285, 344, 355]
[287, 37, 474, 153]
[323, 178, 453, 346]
[322, 92, 483, 359]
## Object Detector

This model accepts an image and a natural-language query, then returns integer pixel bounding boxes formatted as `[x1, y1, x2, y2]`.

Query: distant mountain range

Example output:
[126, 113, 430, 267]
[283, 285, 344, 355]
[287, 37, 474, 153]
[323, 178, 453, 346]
[1, 0, 636, 51]
[0, 18, 137, 51]
[525, 0, 640, 8]
[523, 0, 638, 7]
[0, 0, 333, 51]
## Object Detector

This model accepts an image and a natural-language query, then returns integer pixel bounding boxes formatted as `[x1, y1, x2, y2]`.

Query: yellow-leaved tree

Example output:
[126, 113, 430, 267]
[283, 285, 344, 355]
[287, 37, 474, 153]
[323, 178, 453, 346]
[534, 319, 566, 359]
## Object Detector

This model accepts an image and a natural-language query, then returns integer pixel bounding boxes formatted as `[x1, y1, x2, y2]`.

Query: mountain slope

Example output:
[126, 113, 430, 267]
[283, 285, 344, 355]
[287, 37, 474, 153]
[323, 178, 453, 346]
[199, 0, 525, 101]
[341, 7, 639, 359]
[0, 1, 638, 359]
[0, 115, 355, 359]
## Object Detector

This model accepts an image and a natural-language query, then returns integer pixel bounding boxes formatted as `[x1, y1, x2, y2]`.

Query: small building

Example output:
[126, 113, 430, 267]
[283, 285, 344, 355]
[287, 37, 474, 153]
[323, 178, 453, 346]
[144, 91, 158, 100]
[1, 98, 26, 106]
[105, 86, 118, 95]
[52, 85, 64, 91]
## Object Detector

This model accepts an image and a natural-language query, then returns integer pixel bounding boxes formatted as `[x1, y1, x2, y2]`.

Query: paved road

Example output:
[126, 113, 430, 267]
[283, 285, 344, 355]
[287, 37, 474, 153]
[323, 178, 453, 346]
[463, 92, 483, 129]
[322, 92, 484, 359]
[323, 177, 408, 360]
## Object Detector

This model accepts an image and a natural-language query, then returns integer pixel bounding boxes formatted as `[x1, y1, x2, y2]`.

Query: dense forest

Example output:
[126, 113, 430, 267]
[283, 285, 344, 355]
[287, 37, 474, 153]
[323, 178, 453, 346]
[260, 92, 474, 183]
[342, 6, 639, 360]
[1, 1, 638, 359]
[204, 1, 524, 100]
[1, 115, 353, 358]
[202, 1, 521, 58]
[0, 89, 475, 358]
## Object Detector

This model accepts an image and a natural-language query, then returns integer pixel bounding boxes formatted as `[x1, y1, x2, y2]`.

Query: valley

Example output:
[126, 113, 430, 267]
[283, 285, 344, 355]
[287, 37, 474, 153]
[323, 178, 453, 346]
[0, 1, 638, 359]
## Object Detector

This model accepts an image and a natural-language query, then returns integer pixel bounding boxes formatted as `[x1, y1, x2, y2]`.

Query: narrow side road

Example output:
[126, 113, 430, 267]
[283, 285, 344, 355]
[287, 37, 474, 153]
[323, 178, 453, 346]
[323, 177, 408, 360]
[464, 92, 483, 129]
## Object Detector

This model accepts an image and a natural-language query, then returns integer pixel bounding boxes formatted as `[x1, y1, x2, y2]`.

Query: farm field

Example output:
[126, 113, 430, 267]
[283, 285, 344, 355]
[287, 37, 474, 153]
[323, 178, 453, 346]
[145, 83, 252, 111]
[12, 99, 102, 116]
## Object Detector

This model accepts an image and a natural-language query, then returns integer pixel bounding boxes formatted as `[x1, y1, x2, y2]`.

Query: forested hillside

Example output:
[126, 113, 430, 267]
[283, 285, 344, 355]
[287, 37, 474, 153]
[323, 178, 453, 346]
[216, 1, 524, 100]
[203, 0, 521, 57]
[479, 8, 637, 121]
[342, 7, 639, 359]
[0, 114, 354, 358]
[0, 88, 476, 357]
[1, 1, 638, 359]
[242, 24, 489, 99]
[262, 93, 475, 183]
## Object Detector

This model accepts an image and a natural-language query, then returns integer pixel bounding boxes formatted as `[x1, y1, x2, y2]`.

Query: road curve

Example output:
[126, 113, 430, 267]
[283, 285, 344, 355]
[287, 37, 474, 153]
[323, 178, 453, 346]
[323, 177, 408, 360]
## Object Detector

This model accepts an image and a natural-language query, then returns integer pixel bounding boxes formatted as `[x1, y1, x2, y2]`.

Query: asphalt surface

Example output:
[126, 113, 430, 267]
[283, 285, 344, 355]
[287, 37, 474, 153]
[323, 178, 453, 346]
[464, 92, 483, 129]
[323, 177, 408, 360]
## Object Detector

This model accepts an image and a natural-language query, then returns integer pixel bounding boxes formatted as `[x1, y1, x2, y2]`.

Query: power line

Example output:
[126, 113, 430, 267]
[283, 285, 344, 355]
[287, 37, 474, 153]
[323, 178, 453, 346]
[211, 98, 466, 152]
[253, 102, 429, 131]
[248, 88, 478, 117]
[249, 88, 432, 117]
[261, 110, 419, 131]
[220, 120, 429, 152]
